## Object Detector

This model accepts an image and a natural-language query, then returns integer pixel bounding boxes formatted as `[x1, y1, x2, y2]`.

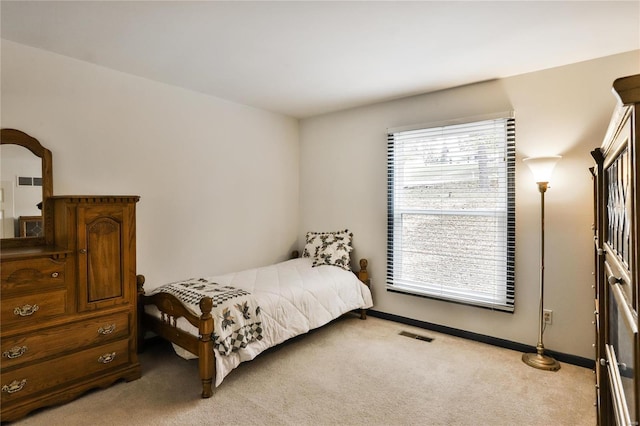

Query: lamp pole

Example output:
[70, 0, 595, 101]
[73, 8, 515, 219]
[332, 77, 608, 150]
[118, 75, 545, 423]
[522, 180, 560, 371]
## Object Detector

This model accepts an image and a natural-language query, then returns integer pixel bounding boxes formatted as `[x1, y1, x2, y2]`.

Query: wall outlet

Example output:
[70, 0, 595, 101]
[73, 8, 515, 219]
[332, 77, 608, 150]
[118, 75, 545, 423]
[543, 309, 553, 325]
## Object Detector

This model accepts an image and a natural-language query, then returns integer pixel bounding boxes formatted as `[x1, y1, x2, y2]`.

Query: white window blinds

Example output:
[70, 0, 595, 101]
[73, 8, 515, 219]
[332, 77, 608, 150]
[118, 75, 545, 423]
[387, 115, 515, 311]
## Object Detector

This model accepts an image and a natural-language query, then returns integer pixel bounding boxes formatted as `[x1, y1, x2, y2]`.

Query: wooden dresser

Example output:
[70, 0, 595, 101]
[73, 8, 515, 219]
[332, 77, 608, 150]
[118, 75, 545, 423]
[0, 130, 142, 422]
[591, 74, 640, 425]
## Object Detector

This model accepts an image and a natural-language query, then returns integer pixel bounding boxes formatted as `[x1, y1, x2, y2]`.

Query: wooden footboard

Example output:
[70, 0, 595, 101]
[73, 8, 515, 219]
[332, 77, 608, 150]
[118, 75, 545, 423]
[137, 276, 215, 398]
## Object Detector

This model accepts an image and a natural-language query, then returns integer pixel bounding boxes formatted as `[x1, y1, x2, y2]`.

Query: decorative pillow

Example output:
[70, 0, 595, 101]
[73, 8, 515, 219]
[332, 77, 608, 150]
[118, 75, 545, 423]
[302, 229, 353, 270]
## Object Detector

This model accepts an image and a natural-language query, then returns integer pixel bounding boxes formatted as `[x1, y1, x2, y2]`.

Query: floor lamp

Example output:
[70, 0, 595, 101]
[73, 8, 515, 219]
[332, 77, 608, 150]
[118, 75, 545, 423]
[522, 155, 562, 371]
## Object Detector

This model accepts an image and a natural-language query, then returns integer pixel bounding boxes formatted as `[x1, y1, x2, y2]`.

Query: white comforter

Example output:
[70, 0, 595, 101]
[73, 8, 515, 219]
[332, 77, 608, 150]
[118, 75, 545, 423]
[145, 257, 373, 386]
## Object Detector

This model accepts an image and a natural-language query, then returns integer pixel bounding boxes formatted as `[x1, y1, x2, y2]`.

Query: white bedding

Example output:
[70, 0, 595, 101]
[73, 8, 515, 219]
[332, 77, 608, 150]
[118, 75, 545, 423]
[145, 257, 373, 386]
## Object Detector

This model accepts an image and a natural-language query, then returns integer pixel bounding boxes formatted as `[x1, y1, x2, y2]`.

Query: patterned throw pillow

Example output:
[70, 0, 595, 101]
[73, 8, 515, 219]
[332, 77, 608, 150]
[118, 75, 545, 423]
[302, 230, 353, 270]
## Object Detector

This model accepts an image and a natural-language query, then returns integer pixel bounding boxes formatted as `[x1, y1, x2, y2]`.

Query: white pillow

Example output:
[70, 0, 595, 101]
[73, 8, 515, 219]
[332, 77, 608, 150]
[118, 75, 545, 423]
[302, 230, 353, 270]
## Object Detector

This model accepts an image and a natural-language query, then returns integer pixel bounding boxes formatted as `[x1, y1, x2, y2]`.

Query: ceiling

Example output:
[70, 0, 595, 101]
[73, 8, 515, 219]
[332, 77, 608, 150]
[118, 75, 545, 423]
[2, 1, 639, 118]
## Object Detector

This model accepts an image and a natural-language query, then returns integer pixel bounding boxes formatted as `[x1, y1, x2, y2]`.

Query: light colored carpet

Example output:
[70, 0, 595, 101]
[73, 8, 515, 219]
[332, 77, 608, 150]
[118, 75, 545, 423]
[13, 315, 595, 425]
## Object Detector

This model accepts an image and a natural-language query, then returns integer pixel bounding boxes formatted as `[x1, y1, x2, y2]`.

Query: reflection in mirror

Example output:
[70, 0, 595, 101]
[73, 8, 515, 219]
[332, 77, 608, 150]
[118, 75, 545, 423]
[0, 144, 43, 238]
[1, 128, 53, 248]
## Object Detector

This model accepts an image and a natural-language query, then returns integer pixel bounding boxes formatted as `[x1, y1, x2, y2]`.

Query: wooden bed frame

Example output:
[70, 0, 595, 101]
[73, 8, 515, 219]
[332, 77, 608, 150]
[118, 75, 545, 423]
[137, 254, 371, 398]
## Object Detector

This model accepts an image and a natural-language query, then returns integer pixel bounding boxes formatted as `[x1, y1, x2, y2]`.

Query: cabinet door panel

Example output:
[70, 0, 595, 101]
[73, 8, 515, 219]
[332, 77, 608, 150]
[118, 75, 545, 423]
[77, 204, 133, 311]
[87, 217, 123, 301]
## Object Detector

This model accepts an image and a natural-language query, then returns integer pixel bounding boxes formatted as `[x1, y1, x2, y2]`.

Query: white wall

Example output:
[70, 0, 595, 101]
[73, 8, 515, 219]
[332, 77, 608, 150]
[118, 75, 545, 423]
[299, 51, 640, 359]
[1, 40, 300, 288]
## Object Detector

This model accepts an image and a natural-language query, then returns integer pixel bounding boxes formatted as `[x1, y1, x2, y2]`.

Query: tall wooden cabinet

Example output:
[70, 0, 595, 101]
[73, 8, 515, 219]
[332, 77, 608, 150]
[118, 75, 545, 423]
[0, 195, 141, 422]
[53, 197, 138, 312]
[591, 74, 640, 425]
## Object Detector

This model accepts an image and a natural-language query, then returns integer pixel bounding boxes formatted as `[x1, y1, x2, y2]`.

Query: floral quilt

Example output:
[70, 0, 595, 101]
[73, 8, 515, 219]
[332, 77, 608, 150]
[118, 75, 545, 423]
[149, 278, 263, 355]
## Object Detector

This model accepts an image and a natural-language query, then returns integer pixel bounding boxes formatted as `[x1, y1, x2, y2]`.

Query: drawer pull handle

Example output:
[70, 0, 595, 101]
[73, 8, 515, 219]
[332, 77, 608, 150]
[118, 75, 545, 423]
[3, 346, 28, 359]
[2, 379, 27, 394]
[98, 324, 116, 335]
[51, 272, 59, 278]
[79, 249, 87, 254]
[13, 304, 39, 317]
[98, 352, 116, 364]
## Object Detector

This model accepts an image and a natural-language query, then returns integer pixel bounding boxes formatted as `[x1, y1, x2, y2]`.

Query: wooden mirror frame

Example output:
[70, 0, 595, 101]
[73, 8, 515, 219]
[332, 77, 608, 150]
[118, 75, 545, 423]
[1, 129, 54, 248]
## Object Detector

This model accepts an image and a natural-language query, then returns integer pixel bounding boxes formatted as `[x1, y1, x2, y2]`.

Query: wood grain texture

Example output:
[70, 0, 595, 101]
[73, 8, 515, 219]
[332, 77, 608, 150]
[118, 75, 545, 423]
[0, 129, 53, 248]
[592, 73, 640, 425]
[1, 196, 141, 422]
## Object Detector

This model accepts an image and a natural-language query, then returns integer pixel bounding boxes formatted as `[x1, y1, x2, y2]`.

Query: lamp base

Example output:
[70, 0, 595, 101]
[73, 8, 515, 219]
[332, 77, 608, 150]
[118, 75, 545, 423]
[522, 352, 561, 371]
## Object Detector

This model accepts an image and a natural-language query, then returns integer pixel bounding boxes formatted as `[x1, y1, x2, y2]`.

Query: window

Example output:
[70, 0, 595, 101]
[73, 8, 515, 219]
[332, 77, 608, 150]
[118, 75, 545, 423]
[387, 114, 515, 312]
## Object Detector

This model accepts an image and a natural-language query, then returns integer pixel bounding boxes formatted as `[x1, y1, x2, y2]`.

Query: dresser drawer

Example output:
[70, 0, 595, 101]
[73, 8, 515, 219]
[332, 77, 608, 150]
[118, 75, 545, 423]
[1, 290, 67, 328]
[1, 339, 130, 404]
[1, 257, 67, 294]
[1, 312, 130, 369]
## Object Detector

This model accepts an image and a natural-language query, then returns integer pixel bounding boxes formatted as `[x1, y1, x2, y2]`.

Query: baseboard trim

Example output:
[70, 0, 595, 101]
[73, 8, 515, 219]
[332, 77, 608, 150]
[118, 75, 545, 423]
[368, 310, 595, 369]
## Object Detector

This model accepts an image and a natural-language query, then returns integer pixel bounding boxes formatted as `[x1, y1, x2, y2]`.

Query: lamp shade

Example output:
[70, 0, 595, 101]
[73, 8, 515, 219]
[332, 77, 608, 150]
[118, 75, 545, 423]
[523, 156, 561, 183]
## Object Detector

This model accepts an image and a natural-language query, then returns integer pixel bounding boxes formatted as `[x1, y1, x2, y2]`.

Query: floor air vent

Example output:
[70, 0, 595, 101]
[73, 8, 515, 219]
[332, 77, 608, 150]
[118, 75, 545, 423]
[399, 331, 433, 342]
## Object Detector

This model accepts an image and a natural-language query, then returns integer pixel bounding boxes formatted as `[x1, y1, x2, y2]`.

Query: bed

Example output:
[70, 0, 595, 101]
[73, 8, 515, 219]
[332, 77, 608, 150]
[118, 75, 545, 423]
[138, 230, 373, 397]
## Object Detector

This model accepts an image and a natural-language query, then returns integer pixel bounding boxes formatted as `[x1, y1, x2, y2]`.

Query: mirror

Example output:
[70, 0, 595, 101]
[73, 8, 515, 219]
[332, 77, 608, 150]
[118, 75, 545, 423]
[0, 129, 53, 248]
